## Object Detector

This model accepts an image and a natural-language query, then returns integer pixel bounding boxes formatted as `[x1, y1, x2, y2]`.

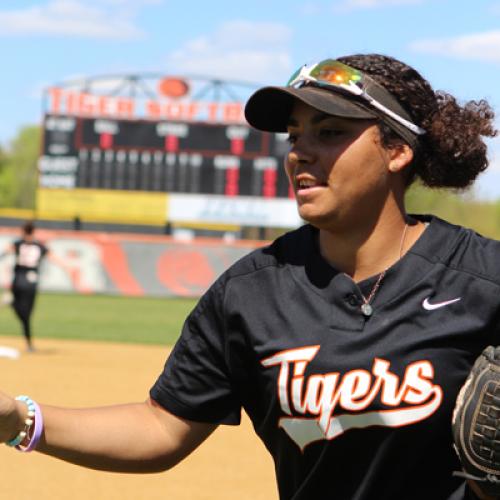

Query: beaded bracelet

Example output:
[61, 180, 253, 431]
[18, 397, 43, 452]
[5, 395, 43, 452]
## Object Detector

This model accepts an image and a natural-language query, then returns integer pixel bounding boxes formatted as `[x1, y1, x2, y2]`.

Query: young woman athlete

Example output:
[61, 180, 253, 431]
[0, 54, 498, 500]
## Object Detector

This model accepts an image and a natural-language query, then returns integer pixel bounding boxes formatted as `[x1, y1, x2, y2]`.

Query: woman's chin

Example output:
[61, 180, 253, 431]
[297, 208, 335, 228]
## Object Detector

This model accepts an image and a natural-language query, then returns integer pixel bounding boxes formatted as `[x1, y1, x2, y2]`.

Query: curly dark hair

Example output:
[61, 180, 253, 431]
[337, 54, 498, 189]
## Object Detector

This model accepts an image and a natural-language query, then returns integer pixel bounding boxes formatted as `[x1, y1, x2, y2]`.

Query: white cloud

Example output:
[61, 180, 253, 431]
[0, 0, 155, 39]
[166, 20, 292, 85]
[411, 31, 500, 63]
[335, 0, 424, 10]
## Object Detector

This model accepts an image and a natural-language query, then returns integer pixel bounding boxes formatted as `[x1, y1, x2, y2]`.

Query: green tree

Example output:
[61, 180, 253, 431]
[0, 125, 41, 208]
[406, 183, 500, 239]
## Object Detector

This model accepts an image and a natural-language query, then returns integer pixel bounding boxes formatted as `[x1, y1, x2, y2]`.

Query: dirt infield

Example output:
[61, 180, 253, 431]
[0, 336, 277, 500]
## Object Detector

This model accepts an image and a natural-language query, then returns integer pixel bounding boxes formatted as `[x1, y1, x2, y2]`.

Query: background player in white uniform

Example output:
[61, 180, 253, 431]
[0, 53, 498, 499]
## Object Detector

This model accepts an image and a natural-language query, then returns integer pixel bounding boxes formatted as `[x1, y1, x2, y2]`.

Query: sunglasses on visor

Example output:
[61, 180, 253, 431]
[287, 59, 426, 136]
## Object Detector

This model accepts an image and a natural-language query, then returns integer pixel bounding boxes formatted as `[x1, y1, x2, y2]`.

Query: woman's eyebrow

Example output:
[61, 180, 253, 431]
[286, 112, 335, 128]
[311, 113, 335, 125]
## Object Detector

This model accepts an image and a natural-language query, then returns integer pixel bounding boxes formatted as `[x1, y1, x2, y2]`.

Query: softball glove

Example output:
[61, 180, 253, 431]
[452, 345, 500, 497]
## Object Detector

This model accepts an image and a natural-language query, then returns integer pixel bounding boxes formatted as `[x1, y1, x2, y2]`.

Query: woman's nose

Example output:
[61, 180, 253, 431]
[287, 141, 315, 166]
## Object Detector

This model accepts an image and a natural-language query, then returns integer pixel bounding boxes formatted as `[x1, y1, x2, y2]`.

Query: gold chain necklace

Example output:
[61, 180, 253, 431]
[359, 222, 409, 317]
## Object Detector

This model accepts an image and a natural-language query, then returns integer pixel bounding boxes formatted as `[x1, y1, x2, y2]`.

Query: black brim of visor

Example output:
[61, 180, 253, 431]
[244, 85, 419, 148]
[245, 86, 377, 132]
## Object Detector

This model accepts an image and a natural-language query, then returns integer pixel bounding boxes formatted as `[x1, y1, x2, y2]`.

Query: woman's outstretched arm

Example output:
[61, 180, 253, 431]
[0, 391, 216, 473]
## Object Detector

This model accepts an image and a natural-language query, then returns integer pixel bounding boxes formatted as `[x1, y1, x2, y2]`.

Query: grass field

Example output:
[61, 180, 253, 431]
[0, 292, 198, 345]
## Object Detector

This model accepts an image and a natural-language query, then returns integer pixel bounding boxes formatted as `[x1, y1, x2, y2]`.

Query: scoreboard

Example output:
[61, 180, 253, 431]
[37, 75, 302, 228]
[39, 114, 292, 199]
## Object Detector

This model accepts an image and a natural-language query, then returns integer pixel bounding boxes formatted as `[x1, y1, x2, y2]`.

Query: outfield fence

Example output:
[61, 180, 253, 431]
[0, 227, 266, 297]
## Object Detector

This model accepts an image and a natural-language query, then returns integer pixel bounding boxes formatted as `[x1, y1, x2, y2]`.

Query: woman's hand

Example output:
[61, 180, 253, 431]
[0, 391, 25, 444]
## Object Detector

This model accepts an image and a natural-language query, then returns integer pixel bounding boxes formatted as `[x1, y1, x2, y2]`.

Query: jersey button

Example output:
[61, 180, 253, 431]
[346, 294, 360, 306]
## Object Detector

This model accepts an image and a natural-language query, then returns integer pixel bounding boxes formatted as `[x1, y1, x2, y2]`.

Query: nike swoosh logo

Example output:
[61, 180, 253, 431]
[422, 297, 461, 310]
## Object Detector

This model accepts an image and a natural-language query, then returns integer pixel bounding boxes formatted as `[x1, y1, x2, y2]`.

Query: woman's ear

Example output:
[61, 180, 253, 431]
[388, 143, 414, 173]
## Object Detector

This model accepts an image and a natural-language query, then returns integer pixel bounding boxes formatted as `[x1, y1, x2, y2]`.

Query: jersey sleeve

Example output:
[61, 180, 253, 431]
[40, 242, 48, 258]
[150, 278, 241, 425]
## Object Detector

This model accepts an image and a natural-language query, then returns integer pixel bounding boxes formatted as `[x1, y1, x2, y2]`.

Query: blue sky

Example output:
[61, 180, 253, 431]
[1, 0, 500, 199]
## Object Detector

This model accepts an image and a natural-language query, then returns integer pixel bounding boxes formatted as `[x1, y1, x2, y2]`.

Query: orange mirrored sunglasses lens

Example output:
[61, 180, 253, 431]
[310, 60, 362, 85]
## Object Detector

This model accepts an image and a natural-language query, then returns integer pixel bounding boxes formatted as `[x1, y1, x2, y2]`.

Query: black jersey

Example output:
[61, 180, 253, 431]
[151, 215, 500, 500]
[12, 238, 48, 290]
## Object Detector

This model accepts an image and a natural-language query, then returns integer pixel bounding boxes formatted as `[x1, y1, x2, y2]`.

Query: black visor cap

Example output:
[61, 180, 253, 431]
[244, 84, 419, 148]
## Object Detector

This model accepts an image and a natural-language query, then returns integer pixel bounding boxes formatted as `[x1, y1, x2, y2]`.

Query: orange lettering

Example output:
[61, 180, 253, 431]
[47, 87, 64, 113]
[206, 102, 219, 121]
[186, 103, 200, 120]
[79, 92, 96, 115]
[115, 98, 134, 118]
[145, 100, 161, 119]
[67, 91, 79, 114]
[223, 103, 244, 122]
